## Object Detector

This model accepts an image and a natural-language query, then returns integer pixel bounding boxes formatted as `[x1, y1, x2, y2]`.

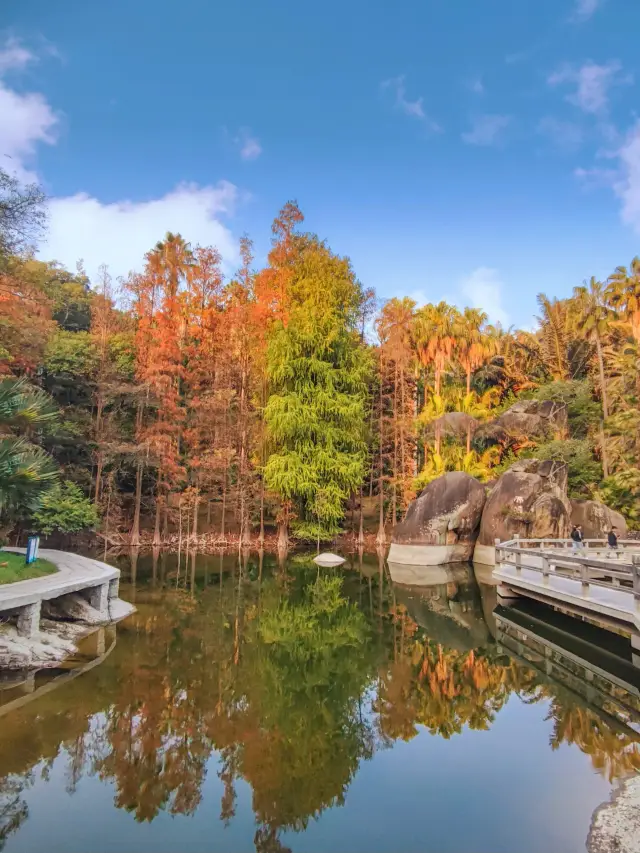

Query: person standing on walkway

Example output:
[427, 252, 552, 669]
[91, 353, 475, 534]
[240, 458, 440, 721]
[607, 526, 618, 558]
[570, 525, 585, 551]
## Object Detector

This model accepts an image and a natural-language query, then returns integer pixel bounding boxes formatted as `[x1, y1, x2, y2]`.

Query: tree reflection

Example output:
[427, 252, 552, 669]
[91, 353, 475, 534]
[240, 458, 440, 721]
[0, 553, 638, 851]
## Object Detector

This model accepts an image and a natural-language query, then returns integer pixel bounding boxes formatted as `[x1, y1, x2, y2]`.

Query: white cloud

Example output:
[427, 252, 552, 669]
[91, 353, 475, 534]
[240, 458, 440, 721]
[548, 61, 629, 115]
[571, 0, 601, 22]
[381, 76, 441, 133]
[42, 182, 240, 284]
[469, 76, 484, 95]
[462, 114, 510, 146]
[614, 121, 640, 234]
[0, 82, 58, 182]
[0, 37, 35, 74]
[233, 128, 262, 161]
[0, 37, 58, 181]
[537, 116, 584, 152]
[460, 267, 509, 325]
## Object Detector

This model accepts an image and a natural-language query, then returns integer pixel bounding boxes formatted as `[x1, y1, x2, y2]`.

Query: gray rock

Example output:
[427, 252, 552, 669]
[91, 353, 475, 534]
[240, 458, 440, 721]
[389, 472, 487, 565]
[474, 399, 568, 450]
[473, 458, 571, 564]
[570, 500, 628, 539]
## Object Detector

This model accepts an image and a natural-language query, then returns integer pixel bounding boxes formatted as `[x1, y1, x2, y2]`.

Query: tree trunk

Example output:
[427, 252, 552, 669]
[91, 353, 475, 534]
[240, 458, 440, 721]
[356, 486, 365, 547]
[277, 519, 288, 552]
[94, 452, 104, 506]
[191, 491, 199, 543]
[466, 421, 471, 454]
[130, 460, 143, 546]
[392, 362, 398, 526]
[466, 366, 471, 396]
[220, 469, 227, 540]
[376, 355, 386, 546]
[152, 492, 162, 547]
[258, 478, 265, 546]
[594, 332, 609, 478]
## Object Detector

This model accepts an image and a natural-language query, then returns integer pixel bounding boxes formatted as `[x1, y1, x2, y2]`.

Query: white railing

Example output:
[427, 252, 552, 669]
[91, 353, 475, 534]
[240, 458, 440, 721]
[495, 537, 640, 604]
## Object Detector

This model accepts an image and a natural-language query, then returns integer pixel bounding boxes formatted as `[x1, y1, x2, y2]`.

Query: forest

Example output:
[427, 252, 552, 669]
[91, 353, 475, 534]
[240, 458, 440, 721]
[1, 165, 640, 548]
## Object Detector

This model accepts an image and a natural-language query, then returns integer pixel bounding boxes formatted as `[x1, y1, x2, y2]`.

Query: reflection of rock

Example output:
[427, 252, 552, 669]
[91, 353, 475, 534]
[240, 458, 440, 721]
[588, 770, 640, 853]
[389, 472, 487, 565]
[387, 562, 470, 587]
[474, 400, 567, 449]
[393, 563, 492, 651]
[570, 500, 627, 539]
[473, 459, 571, 565]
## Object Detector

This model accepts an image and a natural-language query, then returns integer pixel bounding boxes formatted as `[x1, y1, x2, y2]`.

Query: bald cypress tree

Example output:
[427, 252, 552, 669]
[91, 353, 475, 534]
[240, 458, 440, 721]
[264, 236, 370, 545]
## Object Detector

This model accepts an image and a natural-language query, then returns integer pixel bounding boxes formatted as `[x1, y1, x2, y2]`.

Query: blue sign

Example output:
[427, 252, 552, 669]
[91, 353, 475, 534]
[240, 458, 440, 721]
[26, 536, 40, 565]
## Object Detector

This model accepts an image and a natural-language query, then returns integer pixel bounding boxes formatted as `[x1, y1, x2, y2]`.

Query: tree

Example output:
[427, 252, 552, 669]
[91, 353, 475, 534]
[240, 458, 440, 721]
[33, 480, 99, 535]
[264, 236, 370, 544]
[413, 301, 460, 395]
[573, 277, 613, 476]
[456, 308, 493, 395]
[607, 257, 640, 345]
[0, 168, 47, 259]
[0, 377, 58, 522]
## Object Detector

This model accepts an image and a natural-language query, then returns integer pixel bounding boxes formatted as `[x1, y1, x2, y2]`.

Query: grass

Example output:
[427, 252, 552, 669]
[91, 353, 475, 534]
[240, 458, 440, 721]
[0, 551, 58, 585]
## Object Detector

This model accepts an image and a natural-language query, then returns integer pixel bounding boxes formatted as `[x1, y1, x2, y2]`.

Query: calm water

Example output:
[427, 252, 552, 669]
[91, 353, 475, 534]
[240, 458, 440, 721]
[1, 549, 639, 853]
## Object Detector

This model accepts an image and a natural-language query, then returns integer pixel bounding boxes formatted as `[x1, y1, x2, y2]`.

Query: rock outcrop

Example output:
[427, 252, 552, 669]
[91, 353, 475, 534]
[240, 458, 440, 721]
[389, 472, 487, 565]
[570, 500, 627, 539]
[473, 459, 571, 565]
[474, 399, 567, 449]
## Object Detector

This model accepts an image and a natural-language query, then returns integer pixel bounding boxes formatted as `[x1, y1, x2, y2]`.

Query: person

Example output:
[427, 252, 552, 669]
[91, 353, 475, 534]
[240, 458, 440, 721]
[570, 525, 585, 550]
[607, 526, 618, 558]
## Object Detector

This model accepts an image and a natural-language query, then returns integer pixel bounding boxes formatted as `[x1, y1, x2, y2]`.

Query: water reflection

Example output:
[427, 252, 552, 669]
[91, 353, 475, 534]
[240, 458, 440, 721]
[0, 550, 638, 852]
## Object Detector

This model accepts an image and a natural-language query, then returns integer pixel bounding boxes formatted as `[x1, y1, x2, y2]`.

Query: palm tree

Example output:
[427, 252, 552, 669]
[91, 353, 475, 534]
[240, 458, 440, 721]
[607, 257, 640, 345]
[413, 302, 460, 395]
[456, 308, 494, 395]
[456, 389, 499, 453]
[0, 377, 58, 518]
[573, 277, 613, 476]
[536, 294, 570, 381]
[607, 257, 640, 461]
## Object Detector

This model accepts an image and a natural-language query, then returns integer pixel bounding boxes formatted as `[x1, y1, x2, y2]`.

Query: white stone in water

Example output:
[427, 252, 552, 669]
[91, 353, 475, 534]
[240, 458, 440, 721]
[313, 553, 346, 567]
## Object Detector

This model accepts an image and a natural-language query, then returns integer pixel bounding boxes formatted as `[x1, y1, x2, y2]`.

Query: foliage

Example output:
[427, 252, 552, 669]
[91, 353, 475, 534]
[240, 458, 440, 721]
[264, 237, 371, 538]
[520, 439, 602, 498]
[532, 380, 600, 438]
[32, 480, 99, 535]
[597, 469, 640, 529]
[0, 168, 47, 258]
[414, 446, 499, 489]
[0, 378, 59, 519]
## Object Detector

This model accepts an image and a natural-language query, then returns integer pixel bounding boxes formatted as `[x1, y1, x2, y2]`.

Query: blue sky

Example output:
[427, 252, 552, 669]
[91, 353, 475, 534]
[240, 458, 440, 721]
[3, 0, 640, 327]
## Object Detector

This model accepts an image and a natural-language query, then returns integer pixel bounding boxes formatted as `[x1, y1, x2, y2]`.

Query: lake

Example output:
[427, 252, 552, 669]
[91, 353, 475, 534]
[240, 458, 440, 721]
[0, 549, 638, 853]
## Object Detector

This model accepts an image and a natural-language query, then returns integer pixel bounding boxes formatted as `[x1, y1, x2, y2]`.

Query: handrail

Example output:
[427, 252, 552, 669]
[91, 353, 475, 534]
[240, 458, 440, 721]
[495, 537, 640, 602]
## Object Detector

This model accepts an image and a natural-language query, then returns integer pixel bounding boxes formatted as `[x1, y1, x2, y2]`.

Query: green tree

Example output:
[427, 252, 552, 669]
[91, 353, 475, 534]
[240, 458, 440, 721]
[264, 238, 370, 544]
[0, 378, 58, 522]
[32, 480, 99, 535]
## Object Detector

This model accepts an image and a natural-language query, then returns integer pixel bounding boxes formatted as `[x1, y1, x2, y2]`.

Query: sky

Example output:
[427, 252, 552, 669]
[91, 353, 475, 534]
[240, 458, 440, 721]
[3, 0, 640, 328]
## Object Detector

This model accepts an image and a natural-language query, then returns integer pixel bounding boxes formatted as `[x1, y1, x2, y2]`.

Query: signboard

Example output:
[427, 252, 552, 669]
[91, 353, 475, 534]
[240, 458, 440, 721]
[26, 536, 40, 565]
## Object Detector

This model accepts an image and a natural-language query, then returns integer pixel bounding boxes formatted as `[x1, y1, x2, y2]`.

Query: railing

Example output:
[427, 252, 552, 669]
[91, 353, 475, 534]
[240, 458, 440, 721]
[495, 537, 640, 606]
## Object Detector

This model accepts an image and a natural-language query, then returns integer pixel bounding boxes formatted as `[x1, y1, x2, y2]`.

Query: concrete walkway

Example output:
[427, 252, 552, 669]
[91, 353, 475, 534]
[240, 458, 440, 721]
[1, 549, 133, 639]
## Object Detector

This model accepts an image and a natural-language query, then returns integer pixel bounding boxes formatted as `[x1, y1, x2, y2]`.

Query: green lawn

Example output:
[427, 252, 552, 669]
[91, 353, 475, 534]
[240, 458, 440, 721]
[0, 551, 58, 584]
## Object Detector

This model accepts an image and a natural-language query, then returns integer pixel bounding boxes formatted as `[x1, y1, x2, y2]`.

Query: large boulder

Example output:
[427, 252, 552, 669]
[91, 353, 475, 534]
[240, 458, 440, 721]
[389, 472, 487, 566]
[429, 412, 479, 440]
[474, 400, 567, 450]
[473, 459, 571, 565]
[570, 500, 627, 540]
